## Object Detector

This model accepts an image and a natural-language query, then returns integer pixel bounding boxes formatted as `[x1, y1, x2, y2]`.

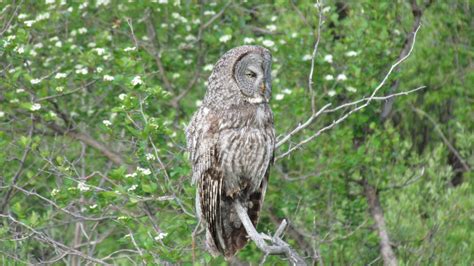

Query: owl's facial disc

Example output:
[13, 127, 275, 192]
[234, 52, 271, 104]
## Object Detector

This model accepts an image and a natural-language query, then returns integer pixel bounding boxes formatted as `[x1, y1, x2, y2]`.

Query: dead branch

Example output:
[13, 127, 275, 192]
[233, 200, 306, 265]
[380, 0, 423, 121]
[276, 24, 422, 160]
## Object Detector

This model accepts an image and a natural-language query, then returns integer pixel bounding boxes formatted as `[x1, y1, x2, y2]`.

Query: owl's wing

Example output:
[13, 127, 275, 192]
[186, 109, 226, 254]
[186, 108, 217, 184]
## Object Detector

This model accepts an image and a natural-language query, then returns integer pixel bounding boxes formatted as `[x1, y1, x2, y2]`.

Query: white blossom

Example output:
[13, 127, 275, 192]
[328, 90, 336, 97]
[127, 184, 138, 192]
[16, 89, 25, 93]
[36, 12, 50, 21]
[118, 93, 127, 100]
[55, 41, 62, 48]
[103, 75, 114, 81]
[79, 2, 88, 9]
[14, 45, 25, 54]
[172, 73, 180, 79]
[96, 67, 103, 73]
[89, 204, 98, 209]
[323, 54, 333, 63]
[77, 182, 90, 192]
[102, 120, 112, 126]
[145, 153, 155, 161]
[0, 111, 5, 118]
[24, 20, 37, 27]
[78, 27, 88, 34]
[243, 37, 255, 44]
[124, 46, 137, 52]
[322, 6, 331, 13]
[137, 167, 151, 176]
[96, 0, 110, 6]
[159, 0, 168, 3]
[195, 100, 202, 107]
[51, 188, 59, 196]
[262, 39, 275, 47]
[184, 59, 192, 65]
[271, 16, 277, 22]
[95, 48, 106, 55]
[282, 88, 292, 94]
[31, 79, 42, 84]
[45, 0, 55, 5]
[275, 94, 284, 101]
[54, 72, 67, 79]
[18, 14, 28, 20]
[302, 54, 312, 61]
[75, 68, 88, 75]
[203, 64, 213, 71]
[266, 25, 277, 32]
[131, 75, 143, 86]
[154, 232, 168, 241]
[204, 10, 216, 16]
[125, 172, 137, 178]
[346, 86, 357, 92]
[324, 74, 334, 81]
[219, 35, 232, 43]
[56, 86, 64, 92]
[337, 73, 347, 81]
[291, 32, 298, 38]
[345, 51, 358, 57]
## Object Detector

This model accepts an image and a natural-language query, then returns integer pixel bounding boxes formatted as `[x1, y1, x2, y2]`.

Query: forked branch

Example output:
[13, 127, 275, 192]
[233, 201, 306, 265]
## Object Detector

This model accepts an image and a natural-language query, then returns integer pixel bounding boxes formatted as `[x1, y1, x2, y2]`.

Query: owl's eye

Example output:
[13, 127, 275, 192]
[245, 71, 257, 78]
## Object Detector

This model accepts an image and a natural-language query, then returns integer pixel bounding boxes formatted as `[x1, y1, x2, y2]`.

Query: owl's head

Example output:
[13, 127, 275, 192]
[206, 46, 272, 106]
[233, 48, 272, 104]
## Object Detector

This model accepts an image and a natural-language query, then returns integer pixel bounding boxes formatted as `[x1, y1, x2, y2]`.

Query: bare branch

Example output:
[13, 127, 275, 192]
[233, 200, 306, 265]
[276, 24, 423, 160]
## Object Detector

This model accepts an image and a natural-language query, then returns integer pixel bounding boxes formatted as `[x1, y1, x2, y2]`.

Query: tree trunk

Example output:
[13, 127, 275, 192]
[363, 179, 398, 266]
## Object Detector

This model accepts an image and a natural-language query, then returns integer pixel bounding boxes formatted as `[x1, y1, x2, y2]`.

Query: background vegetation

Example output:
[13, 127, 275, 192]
[0, 0, 472, 265]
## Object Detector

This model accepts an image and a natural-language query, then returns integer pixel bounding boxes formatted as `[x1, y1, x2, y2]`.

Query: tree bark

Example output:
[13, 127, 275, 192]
[363, 180, 398, 266]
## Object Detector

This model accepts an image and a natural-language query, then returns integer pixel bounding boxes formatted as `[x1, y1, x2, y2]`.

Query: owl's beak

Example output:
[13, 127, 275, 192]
[260, 83, 266, 95]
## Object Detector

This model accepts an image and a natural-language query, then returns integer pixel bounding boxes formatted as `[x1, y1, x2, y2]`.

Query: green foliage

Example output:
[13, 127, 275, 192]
[0, 0, 472, 265]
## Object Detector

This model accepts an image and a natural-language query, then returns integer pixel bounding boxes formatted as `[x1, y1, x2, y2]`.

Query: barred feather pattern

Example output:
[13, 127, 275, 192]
[186, 46, 274, 258]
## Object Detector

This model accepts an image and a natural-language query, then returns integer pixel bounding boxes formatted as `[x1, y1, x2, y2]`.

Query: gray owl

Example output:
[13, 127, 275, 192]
[186, 45, 275, 258]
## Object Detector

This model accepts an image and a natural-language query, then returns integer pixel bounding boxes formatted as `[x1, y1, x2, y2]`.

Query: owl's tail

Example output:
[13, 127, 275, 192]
[201, 176, 268, 259]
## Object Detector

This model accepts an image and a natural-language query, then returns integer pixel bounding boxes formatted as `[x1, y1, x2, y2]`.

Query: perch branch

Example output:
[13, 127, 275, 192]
[233, 200, 306, 265]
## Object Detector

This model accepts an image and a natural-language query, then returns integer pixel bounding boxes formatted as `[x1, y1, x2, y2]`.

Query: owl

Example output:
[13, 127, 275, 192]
[186, 45, 275, 258]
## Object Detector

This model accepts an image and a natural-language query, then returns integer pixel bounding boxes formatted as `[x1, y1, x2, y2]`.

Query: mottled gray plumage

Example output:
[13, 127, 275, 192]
[186, 45, 275, 258]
